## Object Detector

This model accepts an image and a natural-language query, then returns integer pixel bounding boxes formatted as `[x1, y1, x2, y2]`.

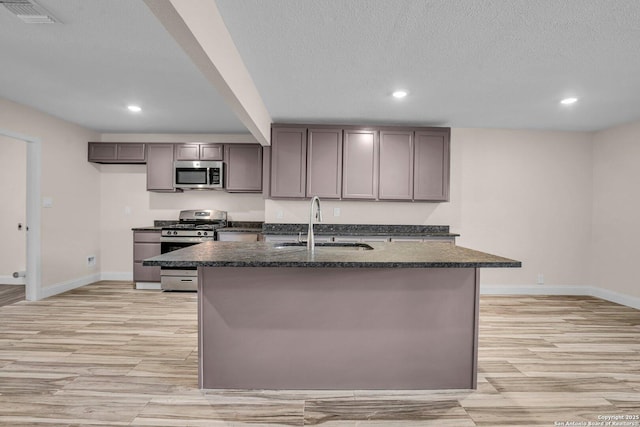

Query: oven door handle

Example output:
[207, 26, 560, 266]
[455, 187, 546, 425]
[160, 237, 214, 244]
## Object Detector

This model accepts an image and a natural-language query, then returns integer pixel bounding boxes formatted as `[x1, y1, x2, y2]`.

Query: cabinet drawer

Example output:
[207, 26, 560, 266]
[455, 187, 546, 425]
[134, 243, 161, 262]
[133, 262, 161, 282]
[217, 232, 260, 242]
[134, 231, 161, 243]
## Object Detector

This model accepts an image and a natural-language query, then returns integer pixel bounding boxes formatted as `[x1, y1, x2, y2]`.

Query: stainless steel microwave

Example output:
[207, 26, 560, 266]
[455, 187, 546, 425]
[174, 161, 224, 190]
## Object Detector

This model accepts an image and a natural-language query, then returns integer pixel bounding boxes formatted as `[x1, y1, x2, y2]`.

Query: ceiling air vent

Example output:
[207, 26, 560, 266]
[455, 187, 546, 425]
[0, 0, 59, 24]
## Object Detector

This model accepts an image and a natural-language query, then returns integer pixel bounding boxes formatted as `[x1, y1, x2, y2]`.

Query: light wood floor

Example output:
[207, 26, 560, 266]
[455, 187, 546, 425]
[1, 281, 640, 426]
[0, 284, 25, 307]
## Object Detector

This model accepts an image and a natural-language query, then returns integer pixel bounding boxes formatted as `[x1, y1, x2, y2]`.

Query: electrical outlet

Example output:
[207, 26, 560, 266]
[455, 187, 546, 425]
[537, 273, 544, 285]
[276, 210, 284, 219]
[333, 207, 341, 217]
[87, 255, 96, 267]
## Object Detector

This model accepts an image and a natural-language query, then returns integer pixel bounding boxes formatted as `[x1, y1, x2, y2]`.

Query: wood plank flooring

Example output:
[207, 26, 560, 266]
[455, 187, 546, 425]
[1, 281, 640, 426]
[0, 284, 25, 307]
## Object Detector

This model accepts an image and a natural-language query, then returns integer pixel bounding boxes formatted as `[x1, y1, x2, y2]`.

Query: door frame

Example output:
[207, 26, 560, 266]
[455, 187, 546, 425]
[0, 129, 42, 301]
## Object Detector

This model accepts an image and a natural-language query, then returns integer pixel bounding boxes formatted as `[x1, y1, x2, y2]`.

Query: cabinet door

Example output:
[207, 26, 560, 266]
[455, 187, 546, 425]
[133, 231, 161, 283]
[200, 144, 224, 160]
[307, 128, 342, 198]
[379, 130, 413, 200]
[117, 143, 146, 162]
[88, 142, 117, 162]
[174, 144, 200, 161]
[414, 130, 450, 201]
[225, 144, 262, 192]
[342, 130, 378, 199]
[146, 144, 175, 192]
[270, 127, 307, 198]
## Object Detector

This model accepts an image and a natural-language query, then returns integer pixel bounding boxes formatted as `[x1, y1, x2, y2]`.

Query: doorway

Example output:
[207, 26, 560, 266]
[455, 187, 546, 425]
[0, 135, 26, 303]
[0, 129, 41, 301]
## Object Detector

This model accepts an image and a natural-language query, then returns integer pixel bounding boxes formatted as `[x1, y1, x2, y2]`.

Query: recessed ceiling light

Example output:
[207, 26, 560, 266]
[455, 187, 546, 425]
[127, 105, 142, 113]
[392, 90, 408, 99]
[560, 97, 578, 105]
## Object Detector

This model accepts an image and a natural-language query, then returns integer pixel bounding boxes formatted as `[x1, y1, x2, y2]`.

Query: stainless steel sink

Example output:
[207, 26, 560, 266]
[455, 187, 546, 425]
[274, 242, 374, 251]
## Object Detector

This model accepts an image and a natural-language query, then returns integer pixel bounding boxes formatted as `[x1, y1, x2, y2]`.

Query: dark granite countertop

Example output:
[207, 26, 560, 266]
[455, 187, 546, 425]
[134, 221, 263, 232]
[143, 241, 520, 269]
[132, 220, 177, 231]
[262, 223, 459, 237]
[218, 222, 263, 233]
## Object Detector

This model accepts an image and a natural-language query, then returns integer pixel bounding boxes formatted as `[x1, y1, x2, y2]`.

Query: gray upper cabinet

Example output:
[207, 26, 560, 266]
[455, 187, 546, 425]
[146, 144, 176, 192]
[174, 143, 224, 161]
[88, 142, 146, 163]
[225, 144, 263, 192]
[414, 130, 450, 201]
[342, 129, 378, 199]
[266, 124, 450, 202]
[270, 127, 307, 198]
[378, 130, 414, 200]
[307, 128, 343, 198]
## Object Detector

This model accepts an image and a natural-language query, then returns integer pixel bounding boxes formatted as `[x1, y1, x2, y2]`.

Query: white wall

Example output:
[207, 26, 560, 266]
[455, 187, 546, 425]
[592, 119, 640, 299]
[0, 135, 26, 283]
[0, 97, 101, 291]
[98, 163, 264, 277]
[267, 128, 594, 287]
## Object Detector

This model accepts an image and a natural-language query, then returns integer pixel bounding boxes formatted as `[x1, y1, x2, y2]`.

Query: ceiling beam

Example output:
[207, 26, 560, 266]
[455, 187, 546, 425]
[144, 0, 272, 146]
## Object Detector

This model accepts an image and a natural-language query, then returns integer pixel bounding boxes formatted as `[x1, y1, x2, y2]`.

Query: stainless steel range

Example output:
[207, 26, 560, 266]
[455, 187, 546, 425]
[160, 209, 227, 291]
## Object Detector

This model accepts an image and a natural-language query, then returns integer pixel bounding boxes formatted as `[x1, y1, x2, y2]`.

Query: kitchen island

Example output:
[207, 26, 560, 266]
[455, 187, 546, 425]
[144, 241, 520, 390]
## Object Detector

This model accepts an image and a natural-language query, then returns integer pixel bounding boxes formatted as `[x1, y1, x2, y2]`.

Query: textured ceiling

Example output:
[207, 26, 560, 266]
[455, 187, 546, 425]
[216, 0, 640, 132]
[1, 0, 640, 134]
[0, 0, 246, 133]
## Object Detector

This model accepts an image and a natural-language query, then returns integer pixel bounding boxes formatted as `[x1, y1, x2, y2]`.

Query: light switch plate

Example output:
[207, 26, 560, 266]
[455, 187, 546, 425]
[333, 207, 341, 217]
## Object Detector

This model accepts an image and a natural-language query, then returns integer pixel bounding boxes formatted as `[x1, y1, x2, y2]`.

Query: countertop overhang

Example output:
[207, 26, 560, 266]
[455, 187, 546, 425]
[143, 241, 521, 269]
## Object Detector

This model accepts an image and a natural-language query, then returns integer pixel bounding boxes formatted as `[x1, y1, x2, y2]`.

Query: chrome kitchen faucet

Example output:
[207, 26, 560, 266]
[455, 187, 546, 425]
[307, 196, 322, 253]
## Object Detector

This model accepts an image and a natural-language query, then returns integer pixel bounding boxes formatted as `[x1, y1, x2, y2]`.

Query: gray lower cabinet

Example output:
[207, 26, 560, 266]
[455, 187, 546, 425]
[88, 142, 146, 163]
[133, 231, 161, 283]
[307, 128, 342, 198]
[414, 130, 450, 201]
[270, 127, 307, 198]
[379, 130, 414, 200]
[224, 144, 262, 192]
[217, 231, 261, 242]
[146, 144, 176, 192]
[342, 129, 378, 199]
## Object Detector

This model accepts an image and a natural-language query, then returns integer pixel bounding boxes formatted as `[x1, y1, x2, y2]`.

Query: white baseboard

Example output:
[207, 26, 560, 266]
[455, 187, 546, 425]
[39, 272, 135, 300]
[0, 275, 25, 285]
[587, 286, 640, 311]
[480, 284, 589, 296]
[100, 271, 133, 281]
[135, 282, 162, 290]
[480, 284, 640, 310]
[41, 273, 102, 299]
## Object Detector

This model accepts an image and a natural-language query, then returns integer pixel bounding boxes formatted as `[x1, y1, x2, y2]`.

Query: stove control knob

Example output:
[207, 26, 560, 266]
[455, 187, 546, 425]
[203, 232, 208, 236]
[173, 231, 178, 235]
[197, 232, 202, 236]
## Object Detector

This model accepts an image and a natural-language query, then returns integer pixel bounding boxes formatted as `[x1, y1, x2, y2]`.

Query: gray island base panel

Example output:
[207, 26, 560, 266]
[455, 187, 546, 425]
[143, 241, 520, 390]
[198, 266, 480, 390]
